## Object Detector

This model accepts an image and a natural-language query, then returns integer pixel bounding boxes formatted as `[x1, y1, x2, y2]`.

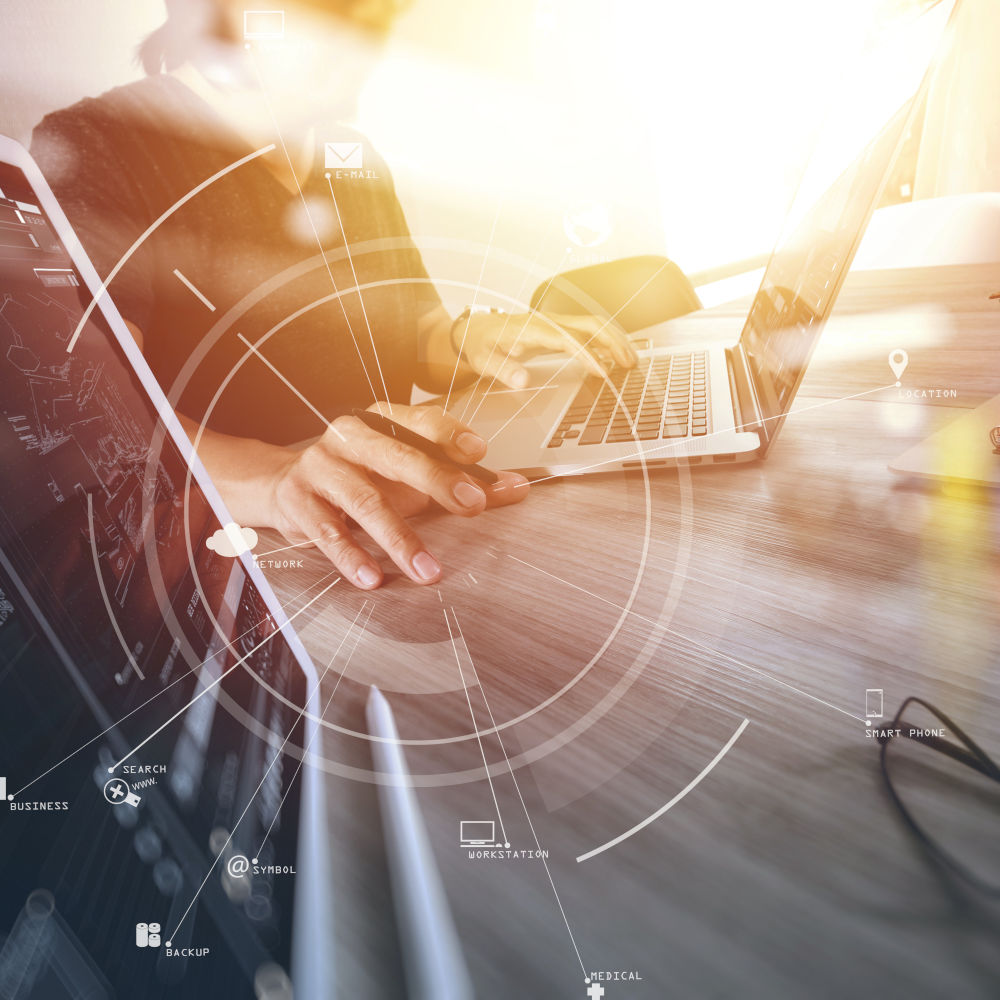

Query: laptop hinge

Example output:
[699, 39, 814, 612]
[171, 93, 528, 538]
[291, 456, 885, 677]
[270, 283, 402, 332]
[726, 344, 766, 442]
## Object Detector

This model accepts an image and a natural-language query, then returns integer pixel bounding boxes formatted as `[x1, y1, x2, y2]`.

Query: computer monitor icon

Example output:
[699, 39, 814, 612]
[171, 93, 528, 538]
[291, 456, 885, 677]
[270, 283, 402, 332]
[243, 10, 285, 40]
[460, 821, 495, 847]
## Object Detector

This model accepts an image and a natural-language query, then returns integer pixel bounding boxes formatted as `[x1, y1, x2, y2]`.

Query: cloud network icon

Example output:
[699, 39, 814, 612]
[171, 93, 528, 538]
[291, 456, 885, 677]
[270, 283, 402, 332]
[206, 522, 259, 558]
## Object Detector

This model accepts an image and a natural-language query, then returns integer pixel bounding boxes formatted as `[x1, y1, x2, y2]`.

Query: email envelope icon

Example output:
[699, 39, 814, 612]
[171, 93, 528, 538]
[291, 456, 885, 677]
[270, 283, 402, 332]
[325, 142, 363, 169]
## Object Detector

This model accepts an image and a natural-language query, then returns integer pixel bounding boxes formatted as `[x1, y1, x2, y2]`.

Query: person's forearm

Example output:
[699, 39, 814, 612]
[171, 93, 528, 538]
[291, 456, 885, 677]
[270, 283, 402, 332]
[123, 321, 289, 527]
[176, 413, 292, 528]
[415, 304, 476, 394]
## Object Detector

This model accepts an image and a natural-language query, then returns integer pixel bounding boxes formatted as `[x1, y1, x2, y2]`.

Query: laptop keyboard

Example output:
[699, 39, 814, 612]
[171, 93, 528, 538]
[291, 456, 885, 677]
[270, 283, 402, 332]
[547, 352, 708, 448]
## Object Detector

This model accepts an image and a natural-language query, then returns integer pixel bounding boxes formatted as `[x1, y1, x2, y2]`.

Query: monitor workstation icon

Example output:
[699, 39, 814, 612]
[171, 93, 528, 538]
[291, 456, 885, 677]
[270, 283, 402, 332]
[460, 821, 496, 847]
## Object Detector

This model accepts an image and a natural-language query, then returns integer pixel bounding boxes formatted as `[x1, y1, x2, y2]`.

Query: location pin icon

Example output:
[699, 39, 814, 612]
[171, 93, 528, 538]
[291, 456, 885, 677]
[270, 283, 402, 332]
[888, 349, 908, 385]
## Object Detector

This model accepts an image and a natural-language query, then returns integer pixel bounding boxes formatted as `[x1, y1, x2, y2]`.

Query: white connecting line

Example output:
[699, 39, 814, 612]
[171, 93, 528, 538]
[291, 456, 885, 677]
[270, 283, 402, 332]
[448, 608, 590, 983]
[322, 173, 395, 415]
[253, 602, 375, 861]
[526, 381, 898, 485]
[9, 569, 340, 800]
[86, 493, 145, 681]
[445, 609, 510, 848]
[482, 258, 676, 444]
[235, 333, 347, 444]
[246, 49, 389, 412]
[456, 245, 553, 426]
[443, 199, 504, 412]
[166, 603, 373, 948]
[509, 555, 866, 725]
[254, 535, 328, 559]
[108, 576, 340, 772]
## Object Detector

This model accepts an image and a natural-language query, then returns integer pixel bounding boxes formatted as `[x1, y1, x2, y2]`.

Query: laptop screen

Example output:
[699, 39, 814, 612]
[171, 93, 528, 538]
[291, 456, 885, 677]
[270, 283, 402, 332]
[0, 158, 319, 998]
[738, 1, 955, 448]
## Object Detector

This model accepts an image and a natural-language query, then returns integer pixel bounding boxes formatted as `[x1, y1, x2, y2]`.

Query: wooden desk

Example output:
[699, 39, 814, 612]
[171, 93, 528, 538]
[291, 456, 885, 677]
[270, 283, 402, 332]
[261, 263, 1000, 999]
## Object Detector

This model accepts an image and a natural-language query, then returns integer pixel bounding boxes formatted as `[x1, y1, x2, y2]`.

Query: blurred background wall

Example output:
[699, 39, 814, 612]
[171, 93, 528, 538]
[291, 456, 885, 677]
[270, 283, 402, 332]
[1, 0, 994, 305]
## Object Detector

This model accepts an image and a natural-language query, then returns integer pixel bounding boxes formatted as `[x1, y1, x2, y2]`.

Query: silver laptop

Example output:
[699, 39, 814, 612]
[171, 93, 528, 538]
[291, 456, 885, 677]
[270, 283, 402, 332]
[452, 1, 956, 478]
[0, 136, 334, 998]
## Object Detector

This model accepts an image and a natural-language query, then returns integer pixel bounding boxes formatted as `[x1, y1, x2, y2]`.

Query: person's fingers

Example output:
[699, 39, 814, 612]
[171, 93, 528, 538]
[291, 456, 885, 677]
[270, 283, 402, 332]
[365, 402, 490, 465]
[549, 312, 638, 368]
[283, 491, 384, 590]
[286, 443, 442, 586]
[465, 346, 532, 390]
[483, 470, 531, 507]
[517, 318, 607, 377]
[328, 414, 488, 517]
[513, 313, 635, 371]
[327, 467, 442, 585]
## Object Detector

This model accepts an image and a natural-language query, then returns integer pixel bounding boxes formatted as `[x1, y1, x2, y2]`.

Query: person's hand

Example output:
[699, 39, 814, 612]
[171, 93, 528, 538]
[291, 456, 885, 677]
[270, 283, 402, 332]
[453, 310, 638, 389]
[264, 403, 528, 590]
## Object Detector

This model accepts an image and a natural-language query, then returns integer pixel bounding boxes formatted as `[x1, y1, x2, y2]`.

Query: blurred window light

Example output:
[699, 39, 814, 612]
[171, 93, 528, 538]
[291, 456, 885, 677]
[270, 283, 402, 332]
[359, 1, 956, 292]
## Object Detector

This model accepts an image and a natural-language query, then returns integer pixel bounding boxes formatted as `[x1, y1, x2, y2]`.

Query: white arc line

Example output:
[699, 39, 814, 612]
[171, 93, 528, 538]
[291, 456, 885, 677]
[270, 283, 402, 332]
[110, 577, 339, 771]
[576, 719, 750, 863]
[9, 569, 339, 799]
[445, 609, 510, 847]
[451, 611, 589, 981]
[168, 604, 372, 945]
[172, 268, 216, 311]
[87, 493, 145, 680]
[67, 144, 275, 352]
[509, 555, 866, 724]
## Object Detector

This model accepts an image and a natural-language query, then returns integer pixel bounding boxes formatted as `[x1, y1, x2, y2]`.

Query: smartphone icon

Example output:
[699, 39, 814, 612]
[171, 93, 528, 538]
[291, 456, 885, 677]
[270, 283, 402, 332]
[865, 689, 884, 719]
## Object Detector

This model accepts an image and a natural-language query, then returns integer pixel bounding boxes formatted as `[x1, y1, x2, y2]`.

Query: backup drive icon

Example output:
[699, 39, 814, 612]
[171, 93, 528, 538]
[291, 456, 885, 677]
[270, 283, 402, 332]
[136, 922, 161, 948]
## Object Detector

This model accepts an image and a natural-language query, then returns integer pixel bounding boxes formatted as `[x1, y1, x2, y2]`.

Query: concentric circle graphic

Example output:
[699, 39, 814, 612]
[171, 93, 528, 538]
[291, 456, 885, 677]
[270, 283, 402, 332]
[87, 156, 715, 790]
[159, 241, 702, 785]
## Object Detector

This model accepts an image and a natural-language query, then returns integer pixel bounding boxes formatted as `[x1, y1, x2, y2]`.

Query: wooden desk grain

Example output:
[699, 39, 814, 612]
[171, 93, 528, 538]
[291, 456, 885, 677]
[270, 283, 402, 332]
[262, 264, 1000, 999]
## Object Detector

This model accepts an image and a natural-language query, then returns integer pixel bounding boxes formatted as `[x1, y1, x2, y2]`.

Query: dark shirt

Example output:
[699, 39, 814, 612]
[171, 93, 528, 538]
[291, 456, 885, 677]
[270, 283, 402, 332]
[31, 74, 439, 445]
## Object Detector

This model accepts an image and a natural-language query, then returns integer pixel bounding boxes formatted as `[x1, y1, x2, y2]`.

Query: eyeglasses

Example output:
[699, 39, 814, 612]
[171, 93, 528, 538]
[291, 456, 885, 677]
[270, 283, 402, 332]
[876, 697, 1000, 897]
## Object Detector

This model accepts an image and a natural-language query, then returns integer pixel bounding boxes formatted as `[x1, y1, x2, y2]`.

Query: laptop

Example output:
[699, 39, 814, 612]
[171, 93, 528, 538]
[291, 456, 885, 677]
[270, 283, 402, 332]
[452, 1, 958, 478]
[0, 136, 335, 999]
